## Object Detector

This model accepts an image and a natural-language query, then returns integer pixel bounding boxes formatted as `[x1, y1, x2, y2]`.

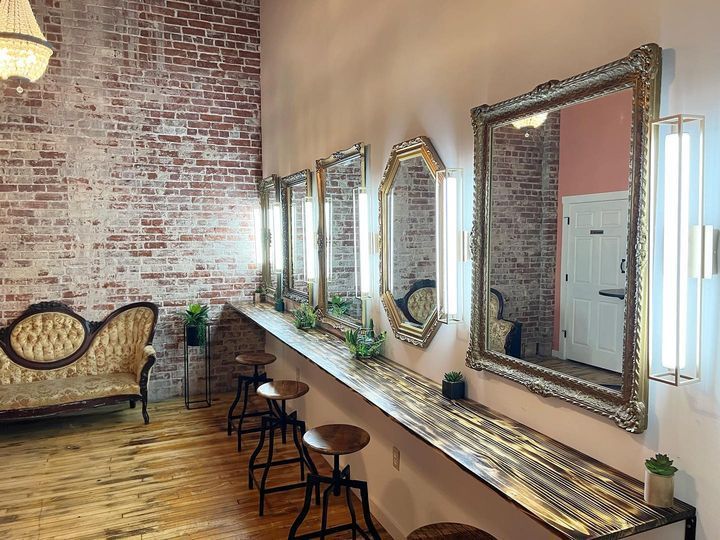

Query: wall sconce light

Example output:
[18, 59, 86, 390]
[512, 112, 548, 130]
[325, 197, 333, 282]
[253, 207, 264, 266]
[649, 114, 713, 386]
[354, 187, 372, 299]
[436, 168, 465, 324]
[272, 202, 283, 271]
[304, 196, 316, 283]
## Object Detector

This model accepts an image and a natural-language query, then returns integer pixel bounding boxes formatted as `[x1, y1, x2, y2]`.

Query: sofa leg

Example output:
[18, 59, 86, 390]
[129, 400, 136, 409]
[142, 398, 150, 424]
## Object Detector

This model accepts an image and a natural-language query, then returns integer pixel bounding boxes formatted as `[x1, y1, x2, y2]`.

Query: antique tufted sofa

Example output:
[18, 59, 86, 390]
[0, 301, 158, 424]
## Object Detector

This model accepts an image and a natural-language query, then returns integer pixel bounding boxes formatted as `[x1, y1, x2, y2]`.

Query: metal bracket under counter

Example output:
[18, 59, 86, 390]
[228, 301, 696, 540]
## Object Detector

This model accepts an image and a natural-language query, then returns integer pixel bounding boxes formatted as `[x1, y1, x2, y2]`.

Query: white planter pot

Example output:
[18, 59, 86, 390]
[644, 470, 675, 507]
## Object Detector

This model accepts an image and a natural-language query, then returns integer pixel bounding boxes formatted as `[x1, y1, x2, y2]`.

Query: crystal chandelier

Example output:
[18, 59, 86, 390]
[0, 0, 54, 92]
[512, 112, 548, 130]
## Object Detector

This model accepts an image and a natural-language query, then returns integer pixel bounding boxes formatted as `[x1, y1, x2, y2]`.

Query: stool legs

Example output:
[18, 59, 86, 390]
[227, 367, 272, 451]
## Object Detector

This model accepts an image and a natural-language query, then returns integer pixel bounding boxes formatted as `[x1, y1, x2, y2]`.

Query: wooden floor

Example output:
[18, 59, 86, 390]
[0, 394, 391, 540]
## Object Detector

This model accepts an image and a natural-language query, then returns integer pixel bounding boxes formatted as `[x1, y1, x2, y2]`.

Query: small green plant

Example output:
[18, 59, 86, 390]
[443, 371, 464, 383]
[254, 285, 265, 294]
[645, 454, 678, 477]
[183, 303, 210, 345]
[328, 295, 350, 317]
[345, 319, 386, 359]
[293, 302, 318, 329]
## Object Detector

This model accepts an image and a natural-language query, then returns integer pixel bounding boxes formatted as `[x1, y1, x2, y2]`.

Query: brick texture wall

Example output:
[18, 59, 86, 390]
[489, 112, 560, 357]
[391, 156, 436, 319]
[325, 158, 362, 320]
[0, 0, 265, 400]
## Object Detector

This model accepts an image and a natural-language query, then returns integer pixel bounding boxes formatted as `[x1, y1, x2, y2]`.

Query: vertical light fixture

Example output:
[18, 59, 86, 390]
[304, 196, 315, 283]
[325, 197, 333, 282]
[0, 0, 54, 93]
[354, 187, 371, 299]
[436, 169, 465, 324]
[253, 207, 264, 267]
[272, 202, 283, 271]
[649, 114, 712, 386]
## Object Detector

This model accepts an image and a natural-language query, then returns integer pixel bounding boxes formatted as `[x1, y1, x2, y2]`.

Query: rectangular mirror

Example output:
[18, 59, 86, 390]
[317, 143, 366, 329]
[281, 169, 312, 303]
[468, 44, 661, 432]
[259, 175, 280, 297]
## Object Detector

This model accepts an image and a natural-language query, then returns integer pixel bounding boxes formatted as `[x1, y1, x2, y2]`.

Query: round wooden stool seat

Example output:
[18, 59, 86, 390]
[408, 523, 496, 540]
[303, 424, 370, 456]
[234, 352, 276, 366]
[257, 380, 309, 401]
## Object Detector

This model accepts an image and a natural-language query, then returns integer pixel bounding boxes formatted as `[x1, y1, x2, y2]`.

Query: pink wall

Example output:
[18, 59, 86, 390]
[552, 89, 633, 349]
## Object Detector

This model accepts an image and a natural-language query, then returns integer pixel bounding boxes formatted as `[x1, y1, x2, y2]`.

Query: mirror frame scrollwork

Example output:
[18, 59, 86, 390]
[316, 142, 367, 332]
[467, 44, 662, 433]
[258, 175, 280, 298]
[379, 136, 445, 348]
[281, 169, 313, 305]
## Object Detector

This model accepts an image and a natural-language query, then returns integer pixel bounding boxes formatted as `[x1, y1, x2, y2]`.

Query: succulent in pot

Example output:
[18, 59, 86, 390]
[183, 303, 209, 347]
[442, 371, 465, 400]
[644, 453, 678, 507]
[292, 302, 318, 330]
[345, 319, 386, 359]
[328, 294, 350, 317]
[254, 285, 266, 304]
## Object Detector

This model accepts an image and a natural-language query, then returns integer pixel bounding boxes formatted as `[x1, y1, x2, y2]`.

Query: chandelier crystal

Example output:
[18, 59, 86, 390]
[0, 0, 54, 85]
[512, 112, 548, 130]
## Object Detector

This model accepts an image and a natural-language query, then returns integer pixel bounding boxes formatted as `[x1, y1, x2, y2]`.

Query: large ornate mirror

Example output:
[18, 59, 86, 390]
[282, 169, 312, 304]
[317, 143, 366, 329]
[380, 137, 445, 347]
[468, 44, 661, 432]
[259, 175, 280, 297]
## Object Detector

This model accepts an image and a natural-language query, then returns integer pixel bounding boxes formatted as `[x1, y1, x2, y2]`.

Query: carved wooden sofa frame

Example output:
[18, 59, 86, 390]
[0, 302, 158, 424]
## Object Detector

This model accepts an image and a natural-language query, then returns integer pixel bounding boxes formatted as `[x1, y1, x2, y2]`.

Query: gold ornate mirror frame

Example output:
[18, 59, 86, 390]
[467, 44, 661, 432]
[316, 143, 367, 332]
[281, 169, 312, 304]
[258, 175, 280, 297]
[379, 136, 445, 348]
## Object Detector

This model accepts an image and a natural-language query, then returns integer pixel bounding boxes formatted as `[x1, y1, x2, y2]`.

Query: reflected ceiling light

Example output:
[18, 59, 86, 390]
[437, 169, 466, 324]
[304, 196, 316, 282]
[512, 112, 548, 130]
[272, 202, 283, 271]
[0, 0, 54, 93]
[354, 187, 371, 299]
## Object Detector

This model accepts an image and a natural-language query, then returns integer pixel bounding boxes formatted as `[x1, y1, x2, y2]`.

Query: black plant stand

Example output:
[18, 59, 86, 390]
[183, 323, 212, 409]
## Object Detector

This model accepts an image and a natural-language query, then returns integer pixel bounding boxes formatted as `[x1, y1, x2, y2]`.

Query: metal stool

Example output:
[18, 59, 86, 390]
[227, 352, 275, 451]
[408, 523, 497, 539]
[288, 424, 381, 540]
[248, 380, 319, 516]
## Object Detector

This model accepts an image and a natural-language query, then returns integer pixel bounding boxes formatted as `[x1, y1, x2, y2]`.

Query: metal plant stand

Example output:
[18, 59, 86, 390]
[183, 323, 212, 409]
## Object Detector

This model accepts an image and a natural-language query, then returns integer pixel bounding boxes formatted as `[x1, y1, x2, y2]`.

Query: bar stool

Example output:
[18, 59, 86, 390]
[227, 352, 275, 451]
[248, 380, 319, 516]
[408, 523, 497, 539]
[288, 424, 381, 540]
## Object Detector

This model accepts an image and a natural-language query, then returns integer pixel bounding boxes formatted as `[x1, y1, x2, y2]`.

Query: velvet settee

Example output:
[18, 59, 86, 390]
[0, 301, 158, 424]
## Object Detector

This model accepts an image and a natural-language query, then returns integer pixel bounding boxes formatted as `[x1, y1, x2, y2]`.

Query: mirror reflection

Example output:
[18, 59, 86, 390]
[488, 88, 632, 390]
[290, 180, 307, 295]
[390, 155, 437, 327]
[324, 155, 363, 322]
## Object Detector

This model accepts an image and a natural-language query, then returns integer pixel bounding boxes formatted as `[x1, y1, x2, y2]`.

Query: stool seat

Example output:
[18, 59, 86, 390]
[303, 424, 370, 455]
[408, 522, 497, 540]
[235, 352, 276, 366]
[257, 380, 309, 401]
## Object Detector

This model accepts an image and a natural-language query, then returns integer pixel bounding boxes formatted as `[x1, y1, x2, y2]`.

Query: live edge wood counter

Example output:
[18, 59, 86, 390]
[229, 302, 696, 540]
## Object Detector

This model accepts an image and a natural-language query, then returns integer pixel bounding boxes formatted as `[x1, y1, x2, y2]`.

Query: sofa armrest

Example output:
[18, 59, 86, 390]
[137, 345, 157, 384]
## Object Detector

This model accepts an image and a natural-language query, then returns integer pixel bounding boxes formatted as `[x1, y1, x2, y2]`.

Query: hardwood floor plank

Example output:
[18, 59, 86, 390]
[0, 395, 390, 540]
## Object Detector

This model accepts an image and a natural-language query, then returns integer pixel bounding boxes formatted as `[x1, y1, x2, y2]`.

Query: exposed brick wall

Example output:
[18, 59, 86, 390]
[325, 158, 362, 320]
[0, 0, 265, 400]
[489, 112, 560, 357]
[391, 156, 436, 319]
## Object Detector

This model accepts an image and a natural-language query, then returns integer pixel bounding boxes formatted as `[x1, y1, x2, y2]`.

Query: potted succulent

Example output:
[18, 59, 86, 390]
[644, 453, 678, 507]
[183, 303, 209, 347]
[328, 294, 350, 317]
[292, 302, 318, 330]
[274, 273, 285, 312]
[345, 319, 386, 359]
[253, 285, 266, 304]
[442, 371, 465, 400]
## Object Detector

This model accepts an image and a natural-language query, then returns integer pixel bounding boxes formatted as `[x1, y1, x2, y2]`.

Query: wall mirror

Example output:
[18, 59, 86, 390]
[281, 169, 312, 304]
[317, 143, 367, 329]
[468, 44, 661, 432]
[259, 175, 280, 297]
[380, 137, 445, 348]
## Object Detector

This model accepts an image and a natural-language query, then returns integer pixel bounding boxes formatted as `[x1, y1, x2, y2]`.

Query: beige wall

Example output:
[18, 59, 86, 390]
[260, 1, 720, 538]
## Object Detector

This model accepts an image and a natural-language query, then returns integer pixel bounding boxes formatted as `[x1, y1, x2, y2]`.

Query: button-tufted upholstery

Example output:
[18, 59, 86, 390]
[10, 313, 86, 363]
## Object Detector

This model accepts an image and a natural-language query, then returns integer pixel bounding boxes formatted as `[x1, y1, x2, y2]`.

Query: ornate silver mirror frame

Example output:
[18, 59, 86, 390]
[281, 169, 312, 304]
[379, 136, 445, 348]
[259, 175, 280, 298]
[467, 44, 661, 432]
[316, 143, 367, 332]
